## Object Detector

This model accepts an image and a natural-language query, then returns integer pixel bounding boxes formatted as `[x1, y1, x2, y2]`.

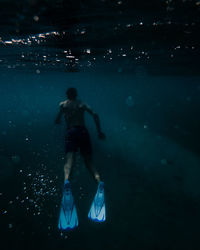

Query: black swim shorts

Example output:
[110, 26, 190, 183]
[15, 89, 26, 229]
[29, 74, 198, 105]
[65, 126, 92, 155]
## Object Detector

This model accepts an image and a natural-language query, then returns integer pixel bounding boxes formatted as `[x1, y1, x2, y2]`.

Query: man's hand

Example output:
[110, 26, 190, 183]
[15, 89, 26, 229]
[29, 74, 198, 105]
[98, 131, 106, 140]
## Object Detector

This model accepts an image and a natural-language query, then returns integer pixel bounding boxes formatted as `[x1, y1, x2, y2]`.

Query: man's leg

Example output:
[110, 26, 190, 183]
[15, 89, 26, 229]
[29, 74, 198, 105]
[64, 151, 76, 182]
[82, 153, 101, 183]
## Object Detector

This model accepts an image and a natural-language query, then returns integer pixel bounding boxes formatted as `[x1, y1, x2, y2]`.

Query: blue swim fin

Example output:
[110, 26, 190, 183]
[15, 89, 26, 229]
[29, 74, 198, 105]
[88, 181, 106, 222]
[58, 180, 78, 231]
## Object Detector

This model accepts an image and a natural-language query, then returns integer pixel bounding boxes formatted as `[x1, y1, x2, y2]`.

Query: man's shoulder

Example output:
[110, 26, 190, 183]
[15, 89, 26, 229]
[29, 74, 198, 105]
[59, 100, 68, 107]
[77, 100, 88, 108]
[81, 103, 96, 115]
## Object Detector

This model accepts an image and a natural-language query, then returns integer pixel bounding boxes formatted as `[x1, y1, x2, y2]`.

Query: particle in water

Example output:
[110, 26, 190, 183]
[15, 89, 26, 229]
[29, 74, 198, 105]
[122, 126, 127, 131]
[118, 67, 123, 73]
[80, 30, 86, 35]
[36, 69, 40, 74]
[2, 131, 7, 135]
[22, 110, 29, 117]
[174, 125, 179, 129]
[161, 159, 168, 165]
[33, 16, 39, 22]
[125, 96, 134, 107]
[11, 155, 21, 164]
[27, 121, 32, 126]
[186, 96, 191, 102]
[8, 224, 13, 229]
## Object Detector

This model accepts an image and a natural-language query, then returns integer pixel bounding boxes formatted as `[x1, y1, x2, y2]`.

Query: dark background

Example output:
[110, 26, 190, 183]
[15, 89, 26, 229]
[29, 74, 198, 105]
[1, 1, 200, 250]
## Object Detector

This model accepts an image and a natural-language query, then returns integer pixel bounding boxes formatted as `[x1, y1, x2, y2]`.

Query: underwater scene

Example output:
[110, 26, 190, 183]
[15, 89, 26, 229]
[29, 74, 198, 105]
[1, 1, 200, 250]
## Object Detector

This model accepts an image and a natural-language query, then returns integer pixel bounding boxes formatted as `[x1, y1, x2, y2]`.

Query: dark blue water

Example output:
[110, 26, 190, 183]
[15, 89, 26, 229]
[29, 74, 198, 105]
[1, 1, 200, 250]
[1, 69, 200, 250]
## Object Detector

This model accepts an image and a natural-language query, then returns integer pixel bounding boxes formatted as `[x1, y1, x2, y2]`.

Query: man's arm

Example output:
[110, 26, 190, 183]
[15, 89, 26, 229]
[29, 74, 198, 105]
[84, 104, 105, 139]
[55, 102, 64, 124]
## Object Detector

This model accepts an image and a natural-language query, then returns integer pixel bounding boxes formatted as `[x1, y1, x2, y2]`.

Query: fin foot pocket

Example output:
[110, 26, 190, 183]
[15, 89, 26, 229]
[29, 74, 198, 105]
[88, 181, 106, 222]
[58, 180, 78, 231]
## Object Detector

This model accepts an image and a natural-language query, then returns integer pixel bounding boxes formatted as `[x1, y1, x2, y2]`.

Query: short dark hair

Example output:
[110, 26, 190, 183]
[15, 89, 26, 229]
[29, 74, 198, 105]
[66, 88, 77, 100]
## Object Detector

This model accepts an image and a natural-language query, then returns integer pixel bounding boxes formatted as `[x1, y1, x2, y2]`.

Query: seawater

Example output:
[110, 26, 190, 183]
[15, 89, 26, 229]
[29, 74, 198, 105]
[1, 66, 200, 250]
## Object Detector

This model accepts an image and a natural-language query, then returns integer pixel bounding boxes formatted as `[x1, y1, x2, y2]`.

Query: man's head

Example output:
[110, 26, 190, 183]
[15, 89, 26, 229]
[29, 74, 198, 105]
[66, 88, 77, 100]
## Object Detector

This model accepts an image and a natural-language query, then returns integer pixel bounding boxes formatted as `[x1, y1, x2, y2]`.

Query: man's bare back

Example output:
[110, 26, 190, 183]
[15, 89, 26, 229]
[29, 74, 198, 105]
[59, 99, 96, 129]
[56, 98, 105, 140]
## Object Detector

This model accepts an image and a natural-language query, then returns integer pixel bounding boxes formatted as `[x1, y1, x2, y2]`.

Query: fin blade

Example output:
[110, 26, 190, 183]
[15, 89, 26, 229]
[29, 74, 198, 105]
[58, 203, 78, 230]
[58, 183, 78, 231]
[88, 202, 106, 222]
[88, 182, 106, 222]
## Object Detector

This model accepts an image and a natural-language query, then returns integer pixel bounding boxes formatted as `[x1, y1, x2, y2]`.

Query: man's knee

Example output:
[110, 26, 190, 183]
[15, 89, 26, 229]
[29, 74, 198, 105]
[64, 152, 75, 169]
[64, 162, 71, 171]
[66, 151, 74, 159]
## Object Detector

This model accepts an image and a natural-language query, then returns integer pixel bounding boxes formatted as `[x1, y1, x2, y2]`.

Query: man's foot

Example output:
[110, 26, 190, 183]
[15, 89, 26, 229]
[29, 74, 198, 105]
[64, 179, 70, 190]
[95, 174, 101, 183]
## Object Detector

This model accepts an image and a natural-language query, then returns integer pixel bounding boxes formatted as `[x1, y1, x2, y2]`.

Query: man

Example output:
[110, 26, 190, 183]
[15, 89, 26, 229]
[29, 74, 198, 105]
[55, 88, 106, 231]
[55, 87, 105, 183]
